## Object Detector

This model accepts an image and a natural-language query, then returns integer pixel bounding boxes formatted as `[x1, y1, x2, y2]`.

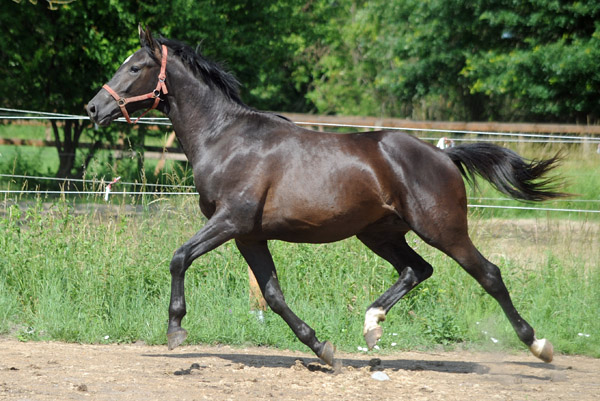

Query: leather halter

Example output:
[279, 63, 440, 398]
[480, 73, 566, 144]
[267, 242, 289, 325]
[102, 45, 168, 124]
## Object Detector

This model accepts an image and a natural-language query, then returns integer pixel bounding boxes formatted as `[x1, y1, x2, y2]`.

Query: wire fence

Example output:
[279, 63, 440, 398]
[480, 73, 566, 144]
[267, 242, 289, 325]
[3, 107, 600, 143]
[1, 108, 599, 214]
[2, 173, 598, 214]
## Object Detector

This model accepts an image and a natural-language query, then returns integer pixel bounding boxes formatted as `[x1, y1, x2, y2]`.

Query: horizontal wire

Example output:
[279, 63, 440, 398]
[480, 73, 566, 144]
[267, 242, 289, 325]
[0, 189, 598, 213]
[3, 108, 600, 142]
[294, 121, 600, 142]
[3, 174, 598, 204]
[0, 190, 194, 196]
[467, 204, 600, 213]
[469, 196, 600, 203]
[0, 173, 195, 189]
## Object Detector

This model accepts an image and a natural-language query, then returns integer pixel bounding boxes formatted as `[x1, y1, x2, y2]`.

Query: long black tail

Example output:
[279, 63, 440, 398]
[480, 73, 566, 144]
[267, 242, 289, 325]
[445, 143, 566, 201]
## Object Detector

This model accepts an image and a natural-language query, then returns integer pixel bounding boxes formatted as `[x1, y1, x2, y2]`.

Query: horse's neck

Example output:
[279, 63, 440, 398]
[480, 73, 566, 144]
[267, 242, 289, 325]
[164, 74, 247, 161]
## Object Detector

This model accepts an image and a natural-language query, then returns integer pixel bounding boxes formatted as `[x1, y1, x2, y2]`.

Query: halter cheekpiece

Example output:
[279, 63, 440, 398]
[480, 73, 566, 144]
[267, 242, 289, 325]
[102, 45, 168, 124]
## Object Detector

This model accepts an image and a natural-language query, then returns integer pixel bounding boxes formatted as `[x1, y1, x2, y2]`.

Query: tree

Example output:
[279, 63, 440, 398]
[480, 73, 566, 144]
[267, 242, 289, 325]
[154, 0, 333, 112]
[1, 0, 336, 178]
[0, 1, 139, 178]
[307, 0, 493, 120]
[307, 0, 600, 123]
[462, 1, 600, 123]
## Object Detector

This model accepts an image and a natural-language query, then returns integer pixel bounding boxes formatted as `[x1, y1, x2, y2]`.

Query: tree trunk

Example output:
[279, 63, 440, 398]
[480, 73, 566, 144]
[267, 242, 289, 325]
[52, 119, 87, 179]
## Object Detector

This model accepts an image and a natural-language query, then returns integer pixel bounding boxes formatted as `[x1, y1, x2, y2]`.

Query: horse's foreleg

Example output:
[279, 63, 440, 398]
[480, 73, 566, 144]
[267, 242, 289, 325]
[235, 240, 338, 368]
[357, 233, 433, 349]
[167, 214, 236, 350]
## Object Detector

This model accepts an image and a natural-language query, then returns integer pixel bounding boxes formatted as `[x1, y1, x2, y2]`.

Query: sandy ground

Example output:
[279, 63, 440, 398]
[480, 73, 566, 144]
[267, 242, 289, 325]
[0, 339, 598, 401]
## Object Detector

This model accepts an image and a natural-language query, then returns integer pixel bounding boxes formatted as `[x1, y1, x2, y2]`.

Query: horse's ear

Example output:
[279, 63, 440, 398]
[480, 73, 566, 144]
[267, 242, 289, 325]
[138, 24, 157, 51]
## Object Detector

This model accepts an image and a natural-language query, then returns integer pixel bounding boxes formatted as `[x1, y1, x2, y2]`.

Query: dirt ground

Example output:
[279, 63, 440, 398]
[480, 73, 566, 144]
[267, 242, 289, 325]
[0, 339, 598, 401]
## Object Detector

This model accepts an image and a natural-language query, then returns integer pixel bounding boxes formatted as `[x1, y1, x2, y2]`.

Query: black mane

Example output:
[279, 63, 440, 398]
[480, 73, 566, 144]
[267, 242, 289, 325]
[150, 37, 245, 106]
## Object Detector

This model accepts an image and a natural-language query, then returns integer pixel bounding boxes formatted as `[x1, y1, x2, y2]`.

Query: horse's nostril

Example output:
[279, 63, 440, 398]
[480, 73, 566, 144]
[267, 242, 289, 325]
[87, 103, 97, 118]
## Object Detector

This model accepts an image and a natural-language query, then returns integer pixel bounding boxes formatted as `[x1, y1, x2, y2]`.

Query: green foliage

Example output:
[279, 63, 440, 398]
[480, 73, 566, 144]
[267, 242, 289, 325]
[463, 2, 600, 122]
[2, 1, 599, 173]
[0, 1, 136, 113]
[159, 0, 333, 112]
[0, 194, 598, 357]
[0, 0, 141, 177]
[307, 0, 490, 119]
[307, 0, 600, 122]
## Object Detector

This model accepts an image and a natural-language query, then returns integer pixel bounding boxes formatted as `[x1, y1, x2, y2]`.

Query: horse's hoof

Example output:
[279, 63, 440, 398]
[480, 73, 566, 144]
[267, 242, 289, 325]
[530, 338, 554, 363]
[167, 328, 188, 350]
[317, 341, 336, 367]
[364, 326, 383, 350]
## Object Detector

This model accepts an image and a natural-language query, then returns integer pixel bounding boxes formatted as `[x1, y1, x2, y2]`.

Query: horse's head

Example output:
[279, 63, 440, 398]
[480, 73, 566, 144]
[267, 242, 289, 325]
[87, 25, 168, 126]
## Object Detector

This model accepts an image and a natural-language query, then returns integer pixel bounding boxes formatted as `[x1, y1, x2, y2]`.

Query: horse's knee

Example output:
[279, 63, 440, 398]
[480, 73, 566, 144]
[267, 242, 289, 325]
[170, 247, 189, 276]
[401, 263, 432, 288]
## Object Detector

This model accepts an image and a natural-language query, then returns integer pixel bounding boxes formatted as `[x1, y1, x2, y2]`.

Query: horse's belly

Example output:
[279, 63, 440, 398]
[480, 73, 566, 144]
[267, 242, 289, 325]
[259, 202, 388, 243]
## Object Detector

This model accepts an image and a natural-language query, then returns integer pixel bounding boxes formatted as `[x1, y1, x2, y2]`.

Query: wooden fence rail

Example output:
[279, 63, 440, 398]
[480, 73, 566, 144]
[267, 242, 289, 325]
[281, 113, 600, 135]
[0, 137, 186, 162]
[3, 114, 599, 168]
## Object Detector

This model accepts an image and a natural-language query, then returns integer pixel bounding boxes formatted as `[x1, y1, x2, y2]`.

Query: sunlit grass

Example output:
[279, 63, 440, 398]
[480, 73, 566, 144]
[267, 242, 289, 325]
[1, 125, 598, 357]
[0, 194, 597, 358]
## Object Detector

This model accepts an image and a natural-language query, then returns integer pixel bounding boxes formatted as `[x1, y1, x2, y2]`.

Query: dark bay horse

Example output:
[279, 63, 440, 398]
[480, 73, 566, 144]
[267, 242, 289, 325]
[87, 26, 563, 367]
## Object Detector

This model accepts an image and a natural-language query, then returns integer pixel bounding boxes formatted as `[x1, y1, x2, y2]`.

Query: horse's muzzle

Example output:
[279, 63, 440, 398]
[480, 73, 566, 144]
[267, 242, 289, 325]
[86, 90, 117, 126]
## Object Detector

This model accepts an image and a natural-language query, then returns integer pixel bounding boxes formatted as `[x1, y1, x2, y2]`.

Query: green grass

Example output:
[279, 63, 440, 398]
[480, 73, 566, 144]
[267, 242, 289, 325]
[0, 195, 598, 358]
[0, 123, 190, 189]
[1, 123, 598, 357]
[462, 142, 600, 219]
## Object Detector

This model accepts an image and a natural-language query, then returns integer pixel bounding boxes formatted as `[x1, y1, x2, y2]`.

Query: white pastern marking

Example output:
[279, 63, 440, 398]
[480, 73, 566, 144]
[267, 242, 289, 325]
[363, 307, 386, 335]
[530, 337, 547, 355]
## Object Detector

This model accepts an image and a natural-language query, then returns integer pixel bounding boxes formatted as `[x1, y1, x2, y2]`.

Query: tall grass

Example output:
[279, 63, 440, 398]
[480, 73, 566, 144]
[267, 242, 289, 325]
[1, 126, 598, 357]
[1, 194, 598, 357]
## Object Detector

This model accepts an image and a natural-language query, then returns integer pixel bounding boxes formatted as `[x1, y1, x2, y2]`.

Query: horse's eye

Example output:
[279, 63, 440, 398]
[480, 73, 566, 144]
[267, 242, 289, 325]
[130, 65, 141, 73]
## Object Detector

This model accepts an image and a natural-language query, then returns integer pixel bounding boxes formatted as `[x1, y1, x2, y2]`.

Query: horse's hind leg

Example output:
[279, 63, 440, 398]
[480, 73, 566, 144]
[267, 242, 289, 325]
[357, 232, 433, 349]
[433, 233, 554, 363]
[235, 239, 338, 368]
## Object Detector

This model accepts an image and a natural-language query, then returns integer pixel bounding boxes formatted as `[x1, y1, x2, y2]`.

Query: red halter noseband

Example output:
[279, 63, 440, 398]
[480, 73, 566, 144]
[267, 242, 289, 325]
[102, 45, 168, 124]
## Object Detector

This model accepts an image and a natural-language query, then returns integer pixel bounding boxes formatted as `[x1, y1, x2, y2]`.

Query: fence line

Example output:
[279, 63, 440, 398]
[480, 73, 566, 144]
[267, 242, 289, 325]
[3, 107, 600, 143]
[292, 121, 600, 143]
[466, 204, 600, 214]
[0, 190, 194, 196]
[0, 173, 195, 189]
[1, 188, 598, 213]
[1, 178, 599, 214]
[3, 173, 599, 204]
[2, 108, 599, 214]
[282, 112, 600, 135]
